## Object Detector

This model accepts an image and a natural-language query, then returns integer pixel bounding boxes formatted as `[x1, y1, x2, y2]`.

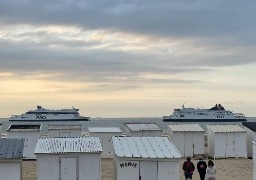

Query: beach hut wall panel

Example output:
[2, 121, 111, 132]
[124, 123, 163, 137]
[35, 137, 103, 180]
[242, 122, 256, 158]
[47, 125, 81, 138]
[253, 141, 256, 180]
[112, 137, 182, 180]
[207, 125, 247, 158]
[167, 124, 205, 157]
[7, 124, 41, 159]
[88, 127, 123, 158]
[0, 139, 24, 180]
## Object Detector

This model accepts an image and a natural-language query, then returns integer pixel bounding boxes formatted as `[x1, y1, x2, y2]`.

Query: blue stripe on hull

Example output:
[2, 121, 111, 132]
[163, 118, 247, 122]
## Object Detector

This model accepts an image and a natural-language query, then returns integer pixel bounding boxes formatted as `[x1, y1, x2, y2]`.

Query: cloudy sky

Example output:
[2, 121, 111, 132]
[0, 0, 255, 118]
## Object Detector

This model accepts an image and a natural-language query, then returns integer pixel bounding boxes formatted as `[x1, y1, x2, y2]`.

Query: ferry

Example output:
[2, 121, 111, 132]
[163, 104, 247, 122]
[9, 106, 90, 121]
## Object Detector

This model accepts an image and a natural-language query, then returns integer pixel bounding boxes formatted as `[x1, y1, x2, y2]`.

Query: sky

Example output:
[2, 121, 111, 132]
[0, 0, 255, 118]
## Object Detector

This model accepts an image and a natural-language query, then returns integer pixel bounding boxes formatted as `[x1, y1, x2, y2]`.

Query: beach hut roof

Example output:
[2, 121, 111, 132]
[168, 124, 204, 132]
[112, 136, 181, 159]
[0, 139, 24, 159]
[242, 122, 256, 132]
[48, 125, 81, 130]
[125, 123, 161, 131]
[7, 124, 41, 131]
[88, 127, 122, 133]
[34, 137, 103, 154]
[207, 124, 246, 133]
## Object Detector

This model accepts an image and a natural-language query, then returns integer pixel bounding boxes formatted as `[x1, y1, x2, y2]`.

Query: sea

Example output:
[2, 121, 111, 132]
[0, 117, 256, 133]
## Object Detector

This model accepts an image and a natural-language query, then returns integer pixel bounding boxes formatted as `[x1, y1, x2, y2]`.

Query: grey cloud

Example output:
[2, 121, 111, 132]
[0, 0, 255, 40]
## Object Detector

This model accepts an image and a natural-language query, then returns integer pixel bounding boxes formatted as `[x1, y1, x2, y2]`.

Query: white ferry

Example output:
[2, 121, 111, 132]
[9, 106, 90, 121]
[163, 104, 246, 122]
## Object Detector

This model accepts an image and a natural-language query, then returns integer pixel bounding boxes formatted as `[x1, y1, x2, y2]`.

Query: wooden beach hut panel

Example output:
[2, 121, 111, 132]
[242, 122, 256, 158]
[35, 137, 103, 180]
[7, 124, 41, 159]
[167, 124, 205, 157]
[207, 125, 247, 158]
[47, 125, 81, 138]
[88, 127, 123, 158]
[112, 136, 182, 180]
[0, 139, 24, 180]
[124, 123, 163, 137]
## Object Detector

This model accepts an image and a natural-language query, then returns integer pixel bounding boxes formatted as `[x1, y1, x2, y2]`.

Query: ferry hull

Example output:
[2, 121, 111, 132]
[9, 118, 90, 122]
[163, 118, 247, 122]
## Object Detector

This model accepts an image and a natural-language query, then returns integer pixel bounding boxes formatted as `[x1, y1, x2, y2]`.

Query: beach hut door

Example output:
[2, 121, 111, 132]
[226, 133, 236, 157]
[139, 161, 157, 180]
[60, 157, 77, 180]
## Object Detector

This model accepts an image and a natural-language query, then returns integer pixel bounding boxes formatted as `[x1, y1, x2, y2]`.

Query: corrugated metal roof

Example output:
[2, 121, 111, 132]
[34, 137, 103, 154]
[242, 122, 256, 132]
[168, 124, 204, 132]
[112, 137, 182, 159]
[207, 125, 246, 133]
[0, 139, 24, 159]
[125, 123, 161, 131]
[48, 125, 81, 130]
[88, 127, 122, 133]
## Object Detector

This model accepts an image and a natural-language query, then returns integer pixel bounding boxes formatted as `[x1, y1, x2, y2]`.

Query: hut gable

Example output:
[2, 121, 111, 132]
[34, 137, 103, 154]
[112, 137, 181, 159]
[0, 139, 24, 159]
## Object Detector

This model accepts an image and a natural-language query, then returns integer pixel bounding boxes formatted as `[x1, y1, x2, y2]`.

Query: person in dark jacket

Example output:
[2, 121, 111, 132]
[197, 157, 207, 180]
[183, 156, 195, 180]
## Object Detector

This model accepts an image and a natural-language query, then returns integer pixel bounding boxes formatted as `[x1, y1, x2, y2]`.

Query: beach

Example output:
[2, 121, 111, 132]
[22, 158, 252, 180]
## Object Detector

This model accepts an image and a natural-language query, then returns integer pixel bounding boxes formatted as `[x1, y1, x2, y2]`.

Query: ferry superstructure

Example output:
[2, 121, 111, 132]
[9, 106, 90, 121]
[163, 104, 246, 122]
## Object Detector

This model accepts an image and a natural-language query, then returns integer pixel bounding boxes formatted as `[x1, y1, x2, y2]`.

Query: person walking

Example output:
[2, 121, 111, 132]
[197, 156, 207, 180]
[206, 160, 216, 180]
[183, 156, 195, 180]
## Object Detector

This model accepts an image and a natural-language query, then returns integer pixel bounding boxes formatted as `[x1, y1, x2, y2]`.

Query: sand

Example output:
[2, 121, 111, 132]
[22, 158, 252, 180]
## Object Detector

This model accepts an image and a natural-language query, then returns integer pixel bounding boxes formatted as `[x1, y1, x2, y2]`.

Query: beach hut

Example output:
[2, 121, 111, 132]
[242, 122, 256, 158]
[124, 123, 163, 137]
[207, 125, 247, 158]
[253, 141, 256, 180]
[167, 124, 205, 157]
[35, 137, 103, 180]
[47, 125, 81, 138]
[7, 124, 42, 159]
[88, 127, 123, 158]
[0, 139, 24, 180]
[112, 136, 182, 180]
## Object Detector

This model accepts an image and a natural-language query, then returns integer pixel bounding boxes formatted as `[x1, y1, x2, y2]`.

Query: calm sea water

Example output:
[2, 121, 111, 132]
[1, 117, 256, 133]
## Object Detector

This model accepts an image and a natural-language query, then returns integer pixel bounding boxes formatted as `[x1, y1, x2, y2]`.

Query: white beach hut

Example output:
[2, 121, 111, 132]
[124, 123, 163, 137]
[167, 124, 205, 157]
[47, 125, 81, 137]
[35, 137, 103, 180]
[242, 122, 256, 158]
[252, 141, 256, 180]
[88, 127, 123, 158]
[0, 139, 24, 180]
[7, 124, 42, 159]
[207, 124, 247, 158]
[112, 136, 182, 180]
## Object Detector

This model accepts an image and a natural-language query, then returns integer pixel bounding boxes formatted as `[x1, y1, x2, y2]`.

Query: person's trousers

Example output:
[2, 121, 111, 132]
[200, 173, 206, 180]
